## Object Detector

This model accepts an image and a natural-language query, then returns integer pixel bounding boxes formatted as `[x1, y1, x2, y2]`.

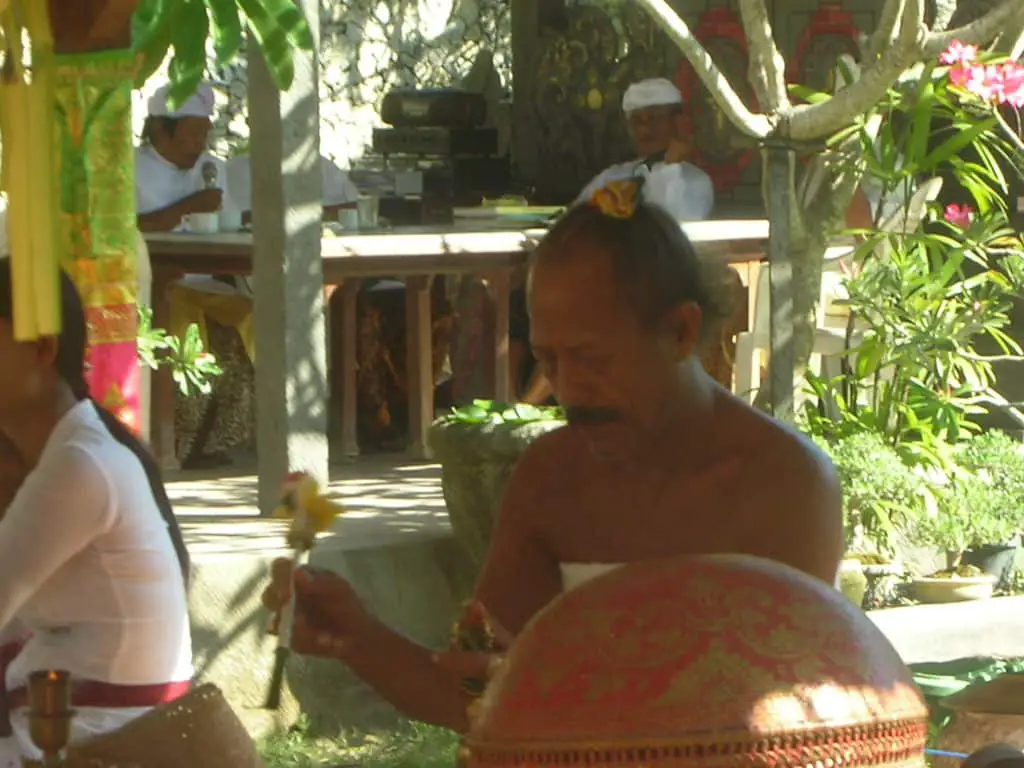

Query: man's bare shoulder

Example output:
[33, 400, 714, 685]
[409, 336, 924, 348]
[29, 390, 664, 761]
[723, 398, 844, 582]
[496, 426, 576, 519]
[725, 398, 836, 487]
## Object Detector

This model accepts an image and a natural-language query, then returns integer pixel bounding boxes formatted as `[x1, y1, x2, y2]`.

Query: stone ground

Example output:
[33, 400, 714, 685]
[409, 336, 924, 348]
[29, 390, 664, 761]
[167, 453, 449, 548]
[166, 453, 475, 737]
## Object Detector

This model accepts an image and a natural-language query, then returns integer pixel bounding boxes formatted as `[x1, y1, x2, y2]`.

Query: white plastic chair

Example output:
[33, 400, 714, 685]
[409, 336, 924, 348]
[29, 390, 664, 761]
[733, 177, 944, 403]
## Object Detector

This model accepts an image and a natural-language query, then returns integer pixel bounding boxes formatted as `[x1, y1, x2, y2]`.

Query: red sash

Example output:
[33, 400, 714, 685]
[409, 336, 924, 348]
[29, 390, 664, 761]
[4, 679, 191, 711]
[0, 637, 189, 730]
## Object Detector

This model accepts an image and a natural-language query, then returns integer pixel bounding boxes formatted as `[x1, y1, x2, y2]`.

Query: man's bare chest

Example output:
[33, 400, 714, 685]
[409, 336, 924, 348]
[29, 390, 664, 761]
[540, 456, 751, 563]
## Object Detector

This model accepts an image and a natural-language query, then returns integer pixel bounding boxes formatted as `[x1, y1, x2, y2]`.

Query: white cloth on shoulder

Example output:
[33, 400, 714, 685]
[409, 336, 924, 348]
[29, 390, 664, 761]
[578, 159, 715, 222]
[559, 562, 623, 593]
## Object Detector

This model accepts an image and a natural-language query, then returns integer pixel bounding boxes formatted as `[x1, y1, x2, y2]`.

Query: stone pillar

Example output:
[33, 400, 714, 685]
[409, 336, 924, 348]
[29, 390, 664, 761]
[247, 0, 328, 514]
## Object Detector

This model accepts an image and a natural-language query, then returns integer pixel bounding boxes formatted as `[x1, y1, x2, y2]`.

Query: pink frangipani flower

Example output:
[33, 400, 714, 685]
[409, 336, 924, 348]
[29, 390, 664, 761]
[939, 40, 979, 67]
[944, 203, 974, 229]
[941, 41, 1024, 107]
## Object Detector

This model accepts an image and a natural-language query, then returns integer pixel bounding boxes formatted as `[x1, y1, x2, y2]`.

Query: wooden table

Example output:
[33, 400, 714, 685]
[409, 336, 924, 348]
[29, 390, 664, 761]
[145, 219, 769, 469]
[146, 225, 536, 469]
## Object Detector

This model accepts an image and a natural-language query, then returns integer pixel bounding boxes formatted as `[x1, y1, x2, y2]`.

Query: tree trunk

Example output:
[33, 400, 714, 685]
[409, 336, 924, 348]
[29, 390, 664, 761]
[752, 139, 864, 415]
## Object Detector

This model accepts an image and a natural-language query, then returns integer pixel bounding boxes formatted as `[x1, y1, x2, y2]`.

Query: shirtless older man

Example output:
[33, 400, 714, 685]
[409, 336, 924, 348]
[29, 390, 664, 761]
[263, 196, 843, 732]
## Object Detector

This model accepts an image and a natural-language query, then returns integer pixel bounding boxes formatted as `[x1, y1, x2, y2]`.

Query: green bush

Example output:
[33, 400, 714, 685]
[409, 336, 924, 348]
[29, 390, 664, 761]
[959, 429, 1024, 531]
[814, 431, 925, 554]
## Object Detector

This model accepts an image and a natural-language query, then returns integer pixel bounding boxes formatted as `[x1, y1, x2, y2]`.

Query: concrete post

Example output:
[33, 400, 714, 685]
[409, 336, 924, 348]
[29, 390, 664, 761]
[247, 1, 329, 514]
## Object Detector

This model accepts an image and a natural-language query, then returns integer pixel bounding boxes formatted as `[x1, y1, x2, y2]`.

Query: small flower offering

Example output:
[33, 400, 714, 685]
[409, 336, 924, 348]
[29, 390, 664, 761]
[273, 471, 346, 551]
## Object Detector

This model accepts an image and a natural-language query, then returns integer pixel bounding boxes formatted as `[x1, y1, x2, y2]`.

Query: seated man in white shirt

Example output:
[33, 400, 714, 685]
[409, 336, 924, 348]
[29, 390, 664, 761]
[513, 77, 717, 404]
[135, 82, 253, 469]
[135, 83, 238, 234]
[578, 77, 715, 221]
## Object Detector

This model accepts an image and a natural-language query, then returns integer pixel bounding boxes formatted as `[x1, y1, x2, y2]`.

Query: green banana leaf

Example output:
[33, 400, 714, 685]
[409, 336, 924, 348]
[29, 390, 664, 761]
[131, 0, 315, 107]
[910, 656, 1024, 744]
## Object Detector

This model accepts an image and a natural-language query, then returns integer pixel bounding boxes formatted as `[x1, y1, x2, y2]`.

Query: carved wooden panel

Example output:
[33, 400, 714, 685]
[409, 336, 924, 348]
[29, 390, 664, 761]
[524, 3, 678, 203]
[788, 3, 862, 94]
[675, 8, 758, 195]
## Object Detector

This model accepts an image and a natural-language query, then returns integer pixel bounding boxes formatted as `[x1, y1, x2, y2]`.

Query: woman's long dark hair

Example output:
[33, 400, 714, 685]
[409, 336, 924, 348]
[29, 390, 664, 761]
[0, 262, 190, 585]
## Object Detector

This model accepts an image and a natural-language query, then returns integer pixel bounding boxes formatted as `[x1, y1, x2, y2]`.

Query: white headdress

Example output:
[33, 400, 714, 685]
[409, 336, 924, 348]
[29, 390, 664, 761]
[622, 78, 684, 114]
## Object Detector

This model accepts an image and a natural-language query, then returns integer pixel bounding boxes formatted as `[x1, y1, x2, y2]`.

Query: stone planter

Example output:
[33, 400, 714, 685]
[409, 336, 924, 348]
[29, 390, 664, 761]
[911, 574, 995, 603]
[961, 542, 1020, 591]
[836, 558, 867, 607]
[861, 563, 903, 609]
[429, 417, 565, 569]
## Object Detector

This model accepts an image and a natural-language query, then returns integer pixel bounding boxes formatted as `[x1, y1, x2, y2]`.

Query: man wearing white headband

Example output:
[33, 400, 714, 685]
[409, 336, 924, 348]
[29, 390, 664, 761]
[578, 77, 714, 221]
[512, 78, 717, 405]
[135, 82, 237, 233]
[133, 82, 251, 470]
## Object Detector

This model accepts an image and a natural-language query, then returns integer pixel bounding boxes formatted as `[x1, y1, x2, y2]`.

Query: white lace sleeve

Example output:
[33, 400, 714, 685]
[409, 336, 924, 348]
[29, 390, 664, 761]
[0, 444, 115, 629]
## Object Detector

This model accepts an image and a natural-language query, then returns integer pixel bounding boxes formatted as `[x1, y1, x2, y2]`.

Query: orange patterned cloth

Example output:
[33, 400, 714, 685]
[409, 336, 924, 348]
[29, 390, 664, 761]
[465, 555, 928, 767]
[589, 179, 643, 219]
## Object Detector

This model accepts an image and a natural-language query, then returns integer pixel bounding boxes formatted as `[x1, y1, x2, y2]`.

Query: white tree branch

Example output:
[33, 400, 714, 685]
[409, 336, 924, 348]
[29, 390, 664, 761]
[788, 0, 924, 141]
[635, 0, 773, 139]
[865, 0, 905, 62]
[737, 0, 789, 112]
[924, 0, 1024, 58]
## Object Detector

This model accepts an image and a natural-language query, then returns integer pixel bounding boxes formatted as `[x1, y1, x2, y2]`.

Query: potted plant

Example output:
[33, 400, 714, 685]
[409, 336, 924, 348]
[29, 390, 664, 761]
[812, 432, 921, 608]
[429, 400, 565, 569]
[911, 471, 1015, 602]
[957, 430, 1024, 589]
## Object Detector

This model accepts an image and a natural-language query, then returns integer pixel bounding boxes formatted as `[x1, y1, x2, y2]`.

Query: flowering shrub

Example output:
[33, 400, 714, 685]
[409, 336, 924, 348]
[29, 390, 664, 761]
[941, 41, 1024, 108]
[802, 41, 1024, 473]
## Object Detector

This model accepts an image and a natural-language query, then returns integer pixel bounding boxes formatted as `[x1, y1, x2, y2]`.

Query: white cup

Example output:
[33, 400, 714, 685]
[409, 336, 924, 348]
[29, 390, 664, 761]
[187, 212, 220, 234]
[357, 195, 380, 229]
[337, 208, 359, 230]
[219, 208, 243, 232]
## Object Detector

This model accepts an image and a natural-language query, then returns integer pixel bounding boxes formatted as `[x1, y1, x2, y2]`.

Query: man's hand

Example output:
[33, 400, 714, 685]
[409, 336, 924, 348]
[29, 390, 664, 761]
[182, 188, 223, 215]
[261, 560, 371, 658]
[433, 601, 514, 692]
[664, 137, 691, 165]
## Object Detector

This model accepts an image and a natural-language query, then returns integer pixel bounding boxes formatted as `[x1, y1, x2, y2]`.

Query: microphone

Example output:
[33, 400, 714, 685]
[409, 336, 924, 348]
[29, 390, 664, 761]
[201, 161, 218, 189]
[641, 150, 667, 172]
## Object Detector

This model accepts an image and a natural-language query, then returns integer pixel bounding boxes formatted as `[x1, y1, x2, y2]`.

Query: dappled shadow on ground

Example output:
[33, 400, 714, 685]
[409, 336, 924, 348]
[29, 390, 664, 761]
[171, 454, 452, 555]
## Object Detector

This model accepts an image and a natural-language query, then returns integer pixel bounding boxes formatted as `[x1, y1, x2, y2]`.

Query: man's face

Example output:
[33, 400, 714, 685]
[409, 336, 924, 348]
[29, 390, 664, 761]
[158, 116, 211, 170]
[528, 248, 693, 427]
[626, 104, 681, 159]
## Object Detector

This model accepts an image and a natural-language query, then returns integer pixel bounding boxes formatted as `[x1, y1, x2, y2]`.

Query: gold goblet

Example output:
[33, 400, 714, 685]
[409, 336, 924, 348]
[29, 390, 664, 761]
[26, 670, 74, 767]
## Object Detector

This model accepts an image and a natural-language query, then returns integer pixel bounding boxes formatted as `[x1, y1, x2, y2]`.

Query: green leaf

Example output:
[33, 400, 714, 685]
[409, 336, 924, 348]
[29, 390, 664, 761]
[166, 0, 210, 108]
[921, 116, 998, 170]
[788, 84, 831, 105]
[204, 0, 244, 62]
[237, 0, 296, 90]
[132, 0, 181, 88]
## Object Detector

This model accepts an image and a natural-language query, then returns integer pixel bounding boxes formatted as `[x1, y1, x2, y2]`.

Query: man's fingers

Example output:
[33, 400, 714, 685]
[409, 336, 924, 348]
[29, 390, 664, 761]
[433, 650, 494, 680]
[469, 601, 514, 649]
[293, 565, 352, 600]
[262, 558, 295, 614]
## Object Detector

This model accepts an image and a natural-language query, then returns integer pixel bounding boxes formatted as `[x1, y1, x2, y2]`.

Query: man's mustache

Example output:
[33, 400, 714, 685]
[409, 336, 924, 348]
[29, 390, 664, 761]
[563, 406, 623, 426]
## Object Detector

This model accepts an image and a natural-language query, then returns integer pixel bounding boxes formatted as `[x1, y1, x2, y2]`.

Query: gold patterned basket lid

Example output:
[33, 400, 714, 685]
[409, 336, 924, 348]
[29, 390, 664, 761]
[464, 554, 929, 768]
[64, 683, 265, 768]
